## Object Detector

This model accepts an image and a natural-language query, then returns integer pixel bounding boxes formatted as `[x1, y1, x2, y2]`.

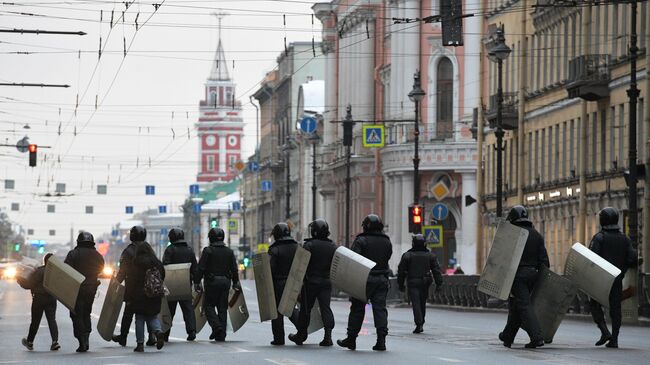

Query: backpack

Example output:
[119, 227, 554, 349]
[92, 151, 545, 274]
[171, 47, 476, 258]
[143, 267, 166, 298]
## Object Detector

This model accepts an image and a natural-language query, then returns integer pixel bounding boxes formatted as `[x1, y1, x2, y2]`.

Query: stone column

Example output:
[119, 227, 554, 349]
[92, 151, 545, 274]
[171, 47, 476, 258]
[459, 170, 478, 274]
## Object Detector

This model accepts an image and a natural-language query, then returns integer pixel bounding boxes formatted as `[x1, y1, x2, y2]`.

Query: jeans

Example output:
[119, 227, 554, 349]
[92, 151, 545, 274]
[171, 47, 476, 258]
[28, 294, 58, 342]
[135, 314, 161, 344]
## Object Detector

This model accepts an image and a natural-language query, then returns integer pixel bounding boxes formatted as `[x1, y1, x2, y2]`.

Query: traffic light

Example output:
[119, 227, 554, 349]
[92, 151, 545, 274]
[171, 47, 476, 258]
[28, 144, 37, 167]
[14, 243, 20, 252]
[243, 257, 250, 267]
[408, 204, 423, 234]
[210, 217, 218, 228]
[37, 244, 45, 254]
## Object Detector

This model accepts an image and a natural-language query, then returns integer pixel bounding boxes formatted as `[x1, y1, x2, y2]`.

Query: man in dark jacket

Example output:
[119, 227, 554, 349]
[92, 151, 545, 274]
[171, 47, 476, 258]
[338, 214, 393, 352]
[162, 228, 199, 341]
[589, 207, 638, 348]
[288, 219, 337, 347]
[498, 205, 549, 349]
[21, 253, 59, 351]
[112, 226, 156, 347]
[268, 222, 299, 345]
[65, 231, 105, 352]
[398, 234, 443, 334]
[197, 227, 240, 342]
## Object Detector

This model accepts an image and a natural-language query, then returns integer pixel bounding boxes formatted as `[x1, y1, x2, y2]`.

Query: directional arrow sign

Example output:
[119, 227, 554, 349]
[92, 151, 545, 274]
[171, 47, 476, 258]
[432, 203, 449, 221]
[300, 116, 317, 134]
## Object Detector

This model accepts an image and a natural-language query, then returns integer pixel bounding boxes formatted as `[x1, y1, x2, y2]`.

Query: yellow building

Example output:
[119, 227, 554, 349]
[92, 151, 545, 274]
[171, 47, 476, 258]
[479, 1, 649, 275]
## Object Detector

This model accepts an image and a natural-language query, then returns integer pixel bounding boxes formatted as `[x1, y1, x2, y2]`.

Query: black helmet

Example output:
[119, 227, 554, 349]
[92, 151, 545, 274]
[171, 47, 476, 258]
[412, 234, 426, 248]
[271, 222, 291, 240]
[599, 207, 620, 230]
[77, 231, 95, 244]
[309, 219, 330, 239]
[506, 205, 530, 224]
[168, 228, 185, 243]
[130, 225, 147, 242]
[362, 214, 384, 233]
[209, 227, 225, 242]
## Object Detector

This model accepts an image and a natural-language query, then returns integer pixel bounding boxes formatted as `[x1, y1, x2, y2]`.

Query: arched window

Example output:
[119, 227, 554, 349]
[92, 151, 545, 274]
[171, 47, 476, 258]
[437, 57, 453, 139]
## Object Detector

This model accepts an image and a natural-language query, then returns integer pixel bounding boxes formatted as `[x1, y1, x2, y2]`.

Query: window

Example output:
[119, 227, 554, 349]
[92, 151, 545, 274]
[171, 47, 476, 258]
[610, 106, 616, 168]
[535, 130, 539, 183]
[209, 91, 217, 106]
[541, 129, 546, 182]
[601, 110, 607, 173]
[619, 104, 625, 168]
[613, 5, 619, 57]
[436, 57, 453, 139]
[570, 119, 575, 175]
[528, 132, 533, 185]
[639, 99, 645, 161]
[207, 155, 215, 172]
[562, 121, 567, 179]
[229, 155, 237, 171]
[592, 112, 598, 173]
[555, 124, 560, 180]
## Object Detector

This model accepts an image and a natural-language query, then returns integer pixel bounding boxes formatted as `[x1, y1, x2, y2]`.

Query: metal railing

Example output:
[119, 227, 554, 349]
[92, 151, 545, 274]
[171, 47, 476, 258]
[568, 54, 610, 84]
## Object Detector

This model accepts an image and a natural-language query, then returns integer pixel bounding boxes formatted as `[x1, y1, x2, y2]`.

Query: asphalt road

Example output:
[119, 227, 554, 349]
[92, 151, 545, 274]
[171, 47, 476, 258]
[1, 279, 649, 365]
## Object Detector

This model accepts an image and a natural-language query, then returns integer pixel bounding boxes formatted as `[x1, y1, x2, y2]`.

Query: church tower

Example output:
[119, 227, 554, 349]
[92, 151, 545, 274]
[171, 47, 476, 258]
[197, 13, 243, 183]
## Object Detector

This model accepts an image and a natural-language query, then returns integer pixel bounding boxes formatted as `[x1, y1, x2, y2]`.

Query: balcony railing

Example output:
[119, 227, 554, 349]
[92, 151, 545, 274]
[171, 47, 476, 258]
[485, 91, 518, 130]
[566, 54, 610, 101]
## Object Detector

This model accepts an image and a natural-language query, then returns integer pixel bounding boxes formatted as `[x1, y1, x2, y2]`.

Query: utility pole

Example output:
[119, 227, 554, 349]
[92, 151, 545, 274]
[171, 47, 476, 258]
[344, 105, 353, 247]
[627, 0, 640, 250]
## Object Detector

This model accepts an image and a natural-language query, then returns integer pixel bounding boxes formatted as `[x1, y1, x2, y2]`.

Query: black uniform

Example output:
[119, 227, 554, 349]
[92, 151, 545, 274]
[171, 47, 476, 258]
[24, 265, 59, 344]
[65, 233, 104, 352]
[197, 240, 239, 341]
[268, 236, 299, 343]
[500, 220, 549, 347]
[162, 233, 199, 338]
[294, 237, 337, 339]
[589, 224, 637, 346]
[347, 231, 393, 338]
[397, 243, 443, 329]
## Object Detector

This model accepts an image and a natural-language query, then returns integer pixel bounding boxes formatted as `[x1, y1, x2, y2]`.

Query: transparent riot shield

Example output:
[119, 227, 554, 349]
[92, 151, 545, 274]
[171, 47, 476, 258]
[228, 288, 249, 332]
[531, 266, 578, 343]
[193, 289, 207, 334]
[97, 276, 125, 341]
[330, 246, 376, 302]
[164, 263, 192, 301]
[253, 252, 277, 321]
[43, 256, 85, 312]
[278, 246, 311, 317]
[564, 243, 621, 306]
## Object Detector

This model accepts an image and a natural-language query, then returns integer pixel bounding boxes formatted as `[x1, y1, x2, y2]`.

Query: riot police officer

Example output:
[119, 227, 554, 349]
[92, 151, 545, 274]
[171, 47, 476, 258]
[65, 231, 105, 352]
[337, 214, 393, 351]
[197, 228, 240, 342]
[397, 234, 443, 334]
[288, 219, 337, 346]
[589, 207, 638, 348]
[499, 205, 549, 349]
[268, 222, 299, 345]
[112, 226, 155, 347]
[162, 228, 199, 341]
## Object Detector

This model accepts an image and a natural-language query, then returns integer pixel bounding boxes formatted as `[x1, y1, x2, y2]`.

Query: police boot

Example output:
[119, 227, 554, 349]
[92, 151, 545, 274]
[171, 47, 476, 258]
[288, 332, 306, 346]
[606, 327, 619, 348]
[76, 336, 88, 353]
[413, 325, 423, 334]
[336, 336, 356, 350]
[319, 329, 333, 347]
[112, 334, 127, 347]
[595, 323, 612, 346]
[133, 343, 144, 353]
[372, 334, 386, 351]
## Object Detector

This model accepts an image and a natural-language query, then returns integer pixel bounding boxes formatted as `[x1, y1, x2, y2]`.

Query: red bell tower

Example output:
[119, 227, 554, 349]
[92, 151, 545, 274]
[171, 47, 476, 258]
[197, 12, 243, 183]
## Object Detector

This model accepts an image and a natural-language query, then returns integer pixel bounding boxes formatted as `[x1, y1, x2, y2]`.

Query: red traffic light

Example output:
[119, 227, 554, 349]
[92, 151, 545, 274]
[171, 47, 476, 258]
[408, 204, 423, 233]
[28, 144, 37, 153]
[28, 144, 37, 167]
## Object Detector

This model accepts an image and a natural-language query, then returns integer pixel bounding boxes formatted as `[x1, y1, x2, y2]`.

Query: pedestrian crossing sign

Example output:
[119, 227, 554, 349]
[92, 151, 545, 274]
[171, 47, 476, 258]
[423, 225, 443, 248]
[362, 125, 385, 148]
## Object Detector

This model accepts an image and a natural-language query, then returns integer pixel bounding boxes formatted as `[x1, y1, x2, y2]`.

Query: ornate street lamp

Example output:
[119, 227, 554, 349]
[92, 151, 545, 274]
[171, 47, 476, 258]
[408, 71, 426, 205]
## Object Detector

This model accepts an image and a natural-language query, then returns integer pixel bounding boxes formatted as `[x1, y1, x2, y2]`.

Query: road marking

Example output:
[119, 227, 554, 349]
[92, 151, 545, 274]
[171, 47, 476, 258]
[93, 356, 129, 359]
[265, 359, 307, 365]
[0, 361, 33, 364]
[436, 357, 463, 363]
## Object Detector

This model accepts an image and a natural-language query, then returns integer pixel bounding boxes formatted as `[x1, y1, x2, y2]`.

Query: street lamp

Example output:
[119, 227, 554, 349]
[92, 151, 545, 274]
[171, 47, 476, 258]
[309, 132, 320, 221]
[487, 25, 511, 218]
[282, 136, 296, 221]
[408, 70, 426, 206]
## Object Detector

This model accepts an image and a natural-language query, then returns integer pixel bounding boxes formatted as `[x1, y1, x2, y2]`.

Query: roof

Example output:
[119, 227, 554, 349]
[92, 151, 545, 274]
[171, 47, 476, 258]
[197, 180, 239, 202]
[202, 191, 241, 211]
[209, 39, 230, 81]
[298, 79, 325, 115]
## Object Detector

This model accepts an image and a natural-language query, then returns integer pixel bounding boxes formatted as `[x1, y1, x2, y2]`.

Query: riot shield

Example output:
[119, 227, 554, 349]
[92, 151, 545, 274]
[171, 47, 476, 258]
[193, 290, 207, 334]
[253, 252, 277, 321]
[307, 301, 324, 334]
[478, 222, 529, 300]
[531, 266, 578, 343]
[564, 243, 621, 306]
[621, 268, 639, 324]
[97, 277, 125, 341]
[164, 263, 192, 301]
[43, 256, 85, 312]
[278, 246, 311, 317]
[228, 288, 249, 332]
[159, 296, 173, 333]
[330, 246, 376, 302]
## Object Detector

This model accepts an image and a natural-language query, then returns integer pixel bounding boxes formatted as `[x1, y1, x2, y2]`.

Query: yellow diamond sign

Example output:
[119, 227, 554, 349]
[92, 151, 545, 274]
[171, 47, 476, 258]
[432, 181, 450, 201]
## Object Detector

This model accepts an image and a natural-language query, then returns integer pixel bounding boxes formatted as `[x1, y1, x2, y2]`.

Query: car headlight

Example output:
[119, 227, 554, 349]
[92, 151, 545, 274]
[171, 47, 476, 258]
[4, 267, 17, 279]
[102, 266, 114, 277]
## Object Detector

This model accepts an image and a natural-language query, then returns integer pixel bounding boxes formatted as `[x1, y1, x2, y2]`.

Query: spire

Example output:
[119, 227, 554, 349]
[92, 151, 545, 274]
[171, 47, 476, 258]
[209, 11, 230, 81]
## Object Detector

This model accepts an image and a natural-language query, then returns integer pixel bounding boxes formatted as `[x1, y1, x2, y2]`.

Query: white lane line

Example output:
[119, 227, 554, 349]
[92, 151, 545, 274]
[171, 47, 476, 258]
[436, 357, 463, 363]
[0, 361, 33, 364]
[93, 356, 129, 359]
[265, 359, 307, 365]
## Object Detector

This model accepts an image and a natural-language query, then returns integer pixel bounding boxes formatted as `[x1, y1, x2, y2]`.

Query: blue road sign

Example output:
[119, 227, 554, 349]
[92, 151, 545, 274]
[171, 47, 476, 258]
[111, 229, 119, 237]
[362, 125, 385, 148]
[193, 203, 202, 213]
[125, 206, 134, 214]
[432, 203, 449, 221]
[159, 205, 167, 214]
[248, 161, 260, 172]
[189, 184, 199, 195]
[232, 201, 241, 211]
[160, 228, 168, 236]
[300, 116, 317, 134]
[423, 225, 443, 248]
[261, 180, 272, 192]
[145, 185, 155, 195]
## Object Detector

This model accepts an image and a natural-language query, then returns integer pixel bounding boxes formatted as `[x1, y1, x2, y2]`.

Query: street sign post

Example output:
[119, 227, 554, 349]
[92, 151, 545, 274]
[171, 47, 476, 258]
[362, 125, 385, 148]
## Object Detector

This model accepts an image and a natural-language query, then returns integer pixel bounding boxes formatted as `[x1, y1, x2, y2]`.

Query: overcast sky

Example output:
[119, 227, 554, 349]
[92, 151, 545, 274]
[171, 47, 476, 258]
[0, 0, 322, 245]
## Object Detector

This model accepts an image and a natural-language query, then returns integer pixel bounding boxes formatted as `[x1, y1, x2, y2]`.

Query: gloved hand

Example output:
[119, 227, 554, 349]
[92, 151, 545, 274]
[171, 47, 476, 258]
[194, 283, 203, 293]
[232, 281, 242, 291]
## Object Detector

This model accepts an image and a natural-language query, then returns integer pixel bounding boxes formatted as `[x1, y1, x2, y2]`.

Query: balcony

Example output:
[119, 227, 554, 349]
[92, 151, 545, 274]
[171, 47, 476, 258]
[566, 55, 610, 101]
[485, 92, 518, 130]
